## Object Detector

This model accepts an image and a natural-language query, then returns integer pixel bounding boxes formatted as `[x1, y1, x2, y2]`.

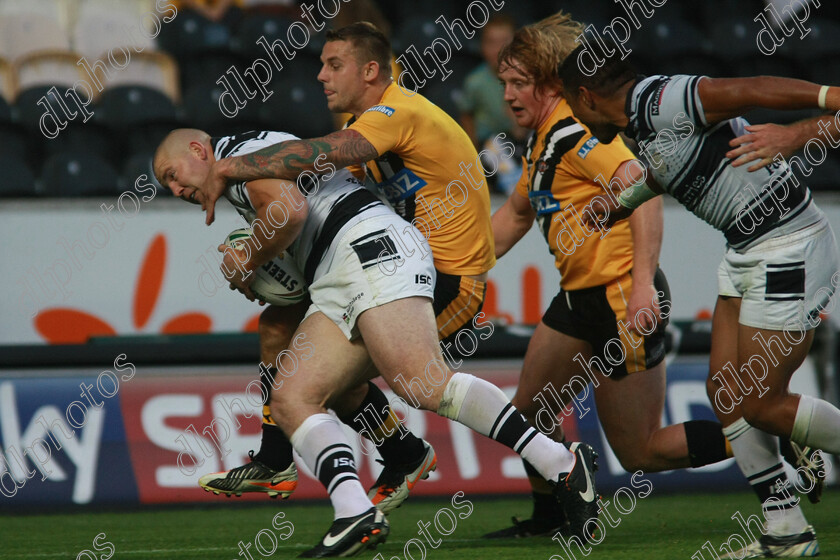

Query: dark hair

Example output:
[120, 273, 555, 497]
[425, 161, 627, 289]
[558, 41, 636, 98]
[325, 21, 393, 79]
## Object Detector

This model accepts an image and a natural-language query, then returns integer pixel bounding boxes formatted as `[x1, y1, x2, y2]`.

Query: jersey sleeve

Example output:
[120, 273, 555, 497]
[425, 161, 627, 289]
[565, 133, 635, 184]
[635, 74, 708, 132]
[347, 103, 411, 157]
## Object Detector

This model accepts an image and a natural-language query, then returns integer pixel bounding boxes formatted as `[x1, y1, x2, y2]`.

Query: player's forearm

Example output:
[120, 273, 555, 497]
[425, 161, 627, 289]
[217, 139, 333, 183]
[218, 130, 378, 185]
[628, 195, 663, 286]
[701, 78, 840, 122]
[783, 114, 839, 153]
[492, 201, 533, 258]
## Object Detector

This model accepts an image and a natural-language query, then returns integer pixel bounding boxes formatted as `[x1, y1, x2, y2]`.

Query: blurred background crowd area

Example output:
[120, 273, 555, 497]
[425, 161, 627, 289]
[0, 0, 839, 199]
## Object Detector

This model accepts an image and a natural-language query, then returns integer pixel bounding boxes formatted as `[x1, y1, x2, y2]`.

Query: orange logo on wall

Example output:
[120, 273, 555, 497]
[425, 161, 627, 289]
[34, 234, 261, 344]
[32, 234, 544, 344]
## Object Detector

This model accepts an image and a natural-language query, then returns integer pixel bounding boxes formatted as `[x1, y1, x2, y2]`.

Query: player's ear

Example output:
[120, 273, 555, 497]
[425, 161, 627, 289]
[364, 61, 379, 81]
[189, 140, 208, 160]
[580, 87, 595, 109]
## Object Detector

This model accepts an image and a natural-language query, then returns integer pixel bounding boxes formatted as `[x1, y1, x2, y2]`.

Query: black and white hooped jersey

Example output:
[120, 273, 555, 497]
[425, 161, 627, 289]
[212, 131, 389, 283]
[625, 75, 821, 250]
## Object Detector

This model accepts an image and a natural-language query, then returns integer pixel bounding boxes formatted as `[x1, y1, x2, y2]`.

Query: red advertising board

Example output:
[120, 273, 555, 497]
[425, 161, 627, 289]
[118, 368, 571, 504]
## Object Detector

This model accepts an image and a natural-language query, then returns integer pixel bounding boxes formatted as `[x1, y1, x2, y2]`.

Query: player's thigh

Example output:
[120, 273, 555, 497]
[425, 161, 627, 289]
[258, 300, 309, 364]
[271, 311, 372, 430]
[706, 296, 743, 422]
[512, 321, 590, 418]
[356, 295, 448, 410]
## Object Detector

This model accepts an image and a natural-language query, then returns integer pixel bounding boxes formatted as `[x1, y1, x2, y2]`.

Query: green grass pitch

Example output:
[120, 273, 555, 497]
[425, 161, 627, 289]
[3, 492, 838, 559]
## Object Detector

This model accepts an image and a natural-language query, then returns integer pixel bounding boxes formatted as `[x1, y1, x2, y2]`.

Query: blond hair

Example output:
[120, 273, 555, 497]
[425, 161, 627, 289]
[498, 11, 585, 92]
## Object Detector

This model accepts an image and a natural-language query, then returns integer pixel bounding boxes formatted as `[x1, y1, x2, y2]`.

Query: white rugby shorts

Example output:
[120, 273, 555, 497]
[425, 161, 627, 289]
[304, 214, 436, 339]
[717, 216, 840, 331]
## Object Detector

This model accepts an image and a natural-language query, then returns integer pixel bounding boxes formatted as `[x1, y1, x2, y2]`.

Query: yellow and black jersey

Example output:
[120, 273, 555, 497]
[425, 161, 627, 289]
[347, 82, 495, 277]
[516, 99, 635, 290]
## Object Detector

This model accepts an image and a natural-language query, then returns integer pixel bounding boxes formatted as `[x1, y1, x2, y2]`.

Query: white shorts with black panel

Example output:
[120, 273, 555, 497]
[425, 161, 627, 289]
[305, 213, 436, 339]
[717, 216, 840, 331]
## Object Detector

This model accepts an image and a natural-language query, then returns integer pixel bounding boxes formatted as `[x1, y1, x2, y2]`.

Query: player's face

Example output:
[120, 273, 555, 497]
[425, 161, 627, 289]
[563, 91, 622, 144]
[159, 155, 208, 205]
[498, 61, 553, 130]
[318, 40, 367, 114]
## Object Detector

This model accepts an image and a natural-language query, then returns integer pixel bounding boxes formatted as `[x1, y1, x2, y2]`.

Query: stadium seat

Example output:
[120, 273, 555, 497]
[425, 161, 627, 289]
[0, 0, 73, 27]
[122, 122, 177, 160]
[392, 15, 445, 56]
[182, 80, 261, 136]
[95, 85, 178, 129]
[789, 19, 840, 84]
[178, 52, 243, 93]
[0, 153, 36, 197]
[642, 19, 723, 76]
[40, 151, 119, 197]
[38, 122, 117, 167]
[156, 9, 231, 58]
[0, 92, 11, 122]
[73, 0, 155, 59]
[102, 51, 181, 102]
[698, 0, 764, 35]
[0, 122, 29, 162]
[15, 51, 91, 93]
[122, 151, 163, 194]
[708, 19, 757, 76]
[0, 12, 70, 60]
[232, 14, 297, 60]
[280, 51, 324, 87]
[258, 78, 333, 138]
[0, 57, 16, 102]
[15, 85, 89, 140]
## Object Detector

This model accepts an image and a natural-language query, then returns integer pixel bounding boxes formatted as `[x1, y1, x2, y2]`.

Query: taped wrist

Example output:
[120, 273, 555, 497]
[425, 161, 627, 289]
[617, 182, 658, 209]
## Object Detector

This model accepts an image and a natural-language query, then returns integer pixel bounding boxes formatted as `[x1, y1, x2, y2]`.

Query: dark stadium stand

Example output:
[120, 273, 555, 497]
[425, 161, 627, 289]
[258, 77, 334, 138]
[0, 153, 36, 197]
[0, 0, 838, 198]
[40, 151, 120, 197]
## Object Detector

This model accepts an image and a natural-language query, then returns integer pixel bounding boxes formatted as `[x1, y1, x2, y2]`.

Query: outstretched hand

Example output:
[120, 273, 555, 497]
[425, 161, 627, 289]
[201, 160, 230, 225]
[726, 123, 795, 172]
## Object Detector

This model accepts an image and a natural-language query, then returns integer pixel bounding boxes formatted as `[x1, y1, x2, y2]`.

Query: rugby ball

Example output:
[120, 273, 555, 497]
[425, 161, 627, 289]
[223, 228, 307, 306]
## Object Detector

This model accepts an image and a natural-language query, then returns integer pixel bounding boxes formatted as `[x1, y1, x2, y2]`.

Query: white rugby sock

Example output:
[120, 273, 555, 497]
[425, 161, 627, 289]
[792, 395, 840, 453]
[723, 418, 807, 537]
[437, 372, 575, 481]
[290, 413, 371, 520]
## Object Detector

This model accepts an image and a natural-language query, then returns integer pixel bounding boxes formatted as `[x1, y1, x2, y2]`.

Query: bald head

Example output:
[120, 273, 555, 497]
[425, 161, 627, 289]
[154, 128, 211, 180]
[153, 128, 213, 203]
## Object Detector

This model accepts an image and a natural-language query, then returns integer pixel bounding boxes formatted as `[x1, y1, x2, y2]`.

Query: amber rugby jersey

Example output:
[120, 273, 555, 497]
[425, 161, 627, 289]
[516, 100, 635, 290]
[348, 82, 495, 276]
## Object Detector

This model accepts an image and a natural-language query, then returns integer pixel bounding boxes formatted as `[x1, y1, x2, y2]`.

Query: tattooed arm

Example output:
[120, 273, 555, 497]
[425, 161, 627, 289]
[200, 129, 380, 225]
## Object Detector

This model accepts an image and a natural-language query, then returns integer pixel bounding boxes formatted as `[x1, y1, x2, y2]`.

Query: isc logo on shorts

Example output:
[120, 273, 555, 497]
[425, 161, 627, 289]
[415, 274, 432, 285]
